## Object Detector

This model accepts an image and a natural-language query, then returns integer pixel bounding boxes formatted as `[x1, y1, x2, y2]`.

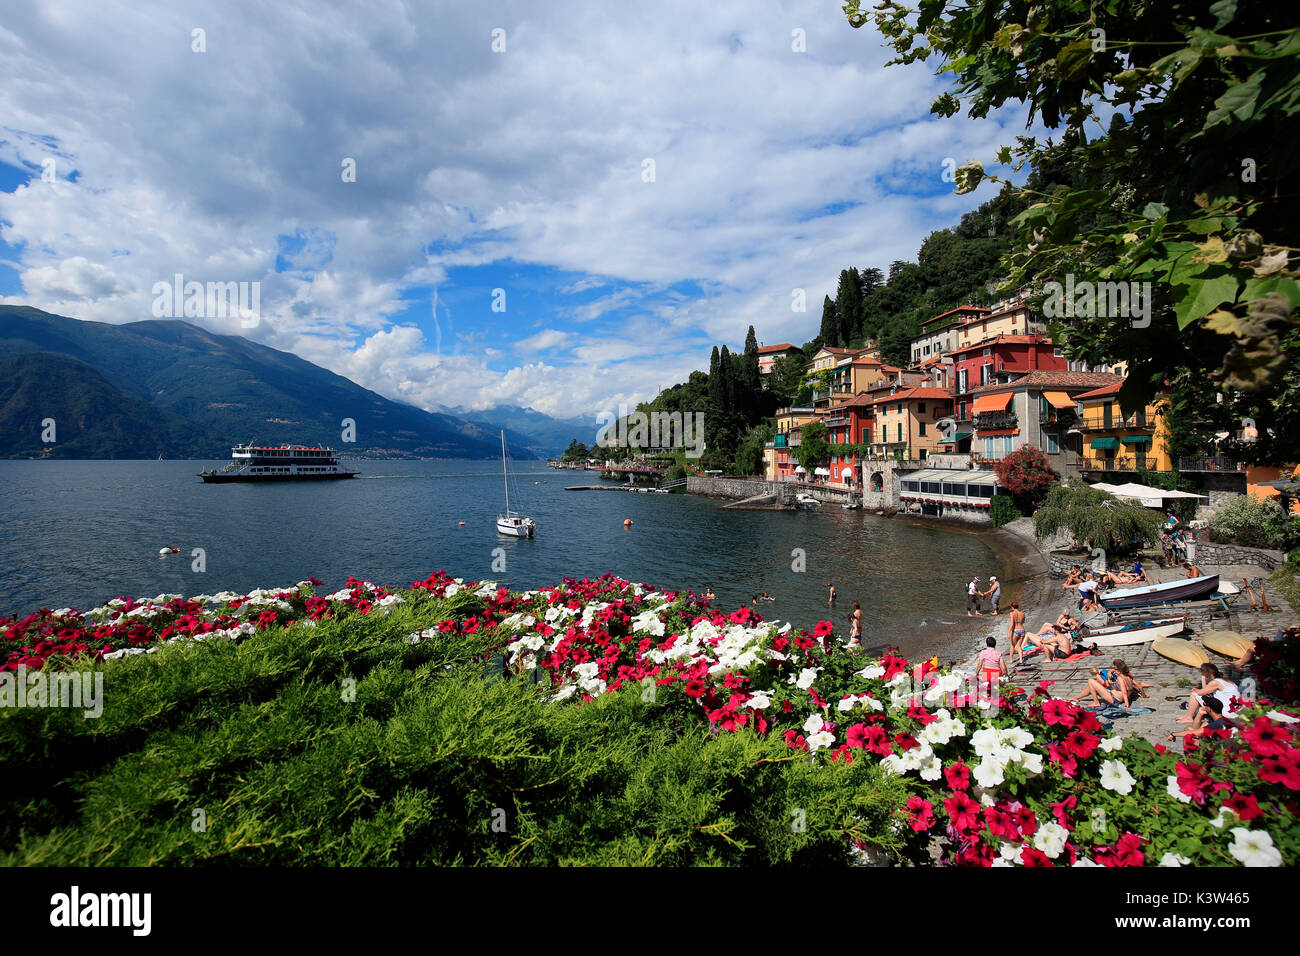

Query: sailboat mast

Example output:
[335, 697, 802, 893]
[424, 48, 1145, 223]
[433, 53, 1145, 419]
[501, 431, 510, 515]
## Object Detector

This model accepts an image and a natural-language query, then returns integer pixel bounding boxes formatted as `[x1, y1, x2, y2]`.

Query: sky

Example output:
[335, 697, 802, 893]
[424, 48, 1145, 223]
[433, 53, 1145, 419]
[0, 0, 1032, 422]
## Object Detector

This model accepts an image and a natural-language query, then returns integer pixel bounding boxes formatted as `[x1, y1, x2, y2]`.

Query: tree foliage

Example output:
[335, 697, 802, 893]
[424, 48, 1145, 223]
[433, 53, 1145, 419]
[1033, 482, 1163, 552]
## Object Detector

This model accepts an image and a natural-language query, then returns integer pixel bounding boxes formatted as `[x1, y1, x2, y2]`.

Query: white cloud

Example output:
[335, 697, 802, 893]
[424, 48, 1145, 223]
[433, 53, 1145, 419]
[0, 0, 1033, 418]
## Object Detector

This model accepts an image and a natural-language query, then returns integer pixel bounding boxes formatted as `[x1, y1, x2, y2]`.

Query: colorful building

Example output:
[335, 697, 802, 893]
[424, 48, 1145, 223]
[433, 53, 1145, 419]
[823, 394, 874, 486]
[756, 343, 801, 382]
[869, 387, 954, 461]
[965, 370, 1124, 474]
[1074, 381, 1174, 474]
[765, 405, 818, 481]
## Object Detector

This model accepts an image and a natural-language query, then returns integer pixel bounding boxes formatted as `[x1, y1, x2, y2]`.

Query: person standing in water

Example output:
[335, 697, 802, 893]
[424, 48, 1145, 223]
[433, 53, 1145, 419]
[827, 582, 837, 605]
[985, 576, 1001, 616]
[848, 601, 863, 648]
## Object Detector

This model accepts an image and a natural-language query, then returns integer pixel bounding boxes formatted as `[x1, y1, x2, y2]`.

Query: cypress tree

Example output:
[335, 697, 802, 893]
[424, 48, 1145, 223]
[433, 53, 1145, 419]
[819, 296, 838, 347]
[743, 326, 760, 391]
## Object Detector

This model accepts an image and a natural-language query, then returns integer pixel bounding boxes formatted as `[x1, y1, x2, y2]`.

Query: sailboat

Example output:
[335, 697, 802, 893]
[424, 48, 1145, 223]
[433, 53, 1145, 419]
[496, 431, 536, 538]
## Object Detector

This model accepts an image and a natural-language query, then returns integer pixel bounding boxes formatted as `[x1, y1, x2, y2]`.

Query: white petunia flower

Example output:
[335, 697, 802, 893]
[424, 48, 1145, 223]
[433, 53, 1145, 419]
[803, 713, 826, 735]
[1166, 775, 1193, 805]
[1098, 736, 1123, 753]
[631, 610, 665, 636]
[747, 693, 771, 710]
[1034, 822, 1069, 860]
[837, 695, 859, 713]
[1072, 857, 1102, 867]
[917, 754, 943, 781]
[1228, 828, 1282, 867]
[972, 757, 1005, 789]
[971, 727, 1002, 759]
[857, 664, 886, 680]
[796, 667, 820, 690]
[807, 730, 836, 752]
[1158, 852, 1191, 867]
[1099, 759, 1136, 795]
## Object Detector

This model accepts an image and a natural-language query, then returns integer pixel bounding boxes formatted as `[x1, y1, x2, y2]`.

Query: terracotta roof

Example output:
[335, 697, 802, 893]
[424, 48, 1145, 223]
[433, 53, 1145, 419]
[872, 387, 954, 404]
[922, 304, 991, 328]
[1073, 382, 1125, 401]
[970, 370, 1123, 395]
[850, 356, 885, 366]
[757, 343, 799, 354]
[946, 334, 1053, 357]
[828, 393, 877, 410]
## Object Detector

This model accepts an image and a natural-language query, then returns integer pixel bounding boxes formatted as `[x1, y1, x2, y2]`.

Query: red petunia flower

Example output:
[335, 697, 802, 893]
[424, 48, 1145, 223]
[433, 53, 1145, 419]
[944, 762, 972, 791]
[906, 795, 935, 832]
[1222, 794, 1262, 822]
[1020, 847, 1053, 867]
[1040, 698, 1077, 728]
[944, 791, 983, 835]
[1243, 717, 1293, 759]
[1050, 795, 1077, 831]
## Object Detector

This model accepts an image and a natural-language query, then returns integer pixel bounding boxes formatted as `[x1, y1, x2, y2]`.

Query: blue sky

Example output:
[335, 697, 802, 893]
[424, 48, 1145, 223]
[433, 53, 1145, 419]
[0, 0, 1030, 420]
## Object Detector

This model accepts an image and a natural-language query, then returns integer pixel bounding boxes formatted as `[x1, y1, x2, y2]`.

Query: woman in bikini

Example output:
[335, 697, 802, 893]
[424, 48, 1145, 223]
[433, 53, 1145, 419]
[1007, 601, 1028, 665]
[1107, 660, 1153, 706]
[1030, 613, 1078, 659]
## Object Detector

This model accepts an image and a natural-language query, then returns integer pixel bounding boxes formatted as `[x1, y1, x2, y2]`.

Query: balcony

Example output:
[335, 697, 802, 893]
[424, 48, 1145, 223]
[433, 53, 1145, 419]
[973, 411, 1019, 431]
[811, 388, 852, 404]
[823, 415, 849, 427]
[1178, 457, 1245, 473]
[1081, 456, 1159, 473]
[1078, 412, 1147, 431]
[1039, 408, 1078, 429]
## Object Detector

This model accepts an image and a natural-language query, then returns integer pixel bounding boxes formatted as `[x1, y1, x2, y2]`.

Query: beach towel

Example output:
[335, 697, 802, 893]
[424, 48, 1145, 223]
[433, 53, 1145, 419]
[1062, 650, 1093, 662]
[1096, 703, 1156, 720]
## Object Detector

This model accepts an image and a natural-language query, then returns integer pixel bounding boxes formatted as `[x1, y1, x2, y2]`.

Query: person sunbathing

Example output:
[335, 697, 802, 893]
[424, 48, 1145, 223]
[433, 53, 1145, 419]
[1068, 667, 1123, 707]
[1108, 660, 1152, 706]
[1061, 566, 1083, 589]
[1166, 695, 1236, 745]
[1029, 614, 1079, 659]
[1176, 663, 1239, 725]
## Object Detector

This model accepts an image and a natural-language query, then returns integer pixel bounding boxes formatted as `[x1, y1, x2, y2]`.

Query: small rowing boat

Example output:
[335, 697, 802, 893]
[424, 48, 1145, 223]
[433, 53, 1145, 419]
[1098, 574, 1219, 609]
[1078, 615, 1187, 647]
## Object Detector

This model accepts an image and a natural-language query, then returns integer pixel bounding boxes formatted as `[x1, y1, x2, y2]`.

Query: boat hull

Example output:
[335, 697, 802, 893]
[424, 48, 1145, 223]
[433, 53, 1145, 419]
[497, 518, 535, 537]
[199, 472, 358, 482]
[1098, 574, 1219, 609]
[1080, 616, 1187, 647]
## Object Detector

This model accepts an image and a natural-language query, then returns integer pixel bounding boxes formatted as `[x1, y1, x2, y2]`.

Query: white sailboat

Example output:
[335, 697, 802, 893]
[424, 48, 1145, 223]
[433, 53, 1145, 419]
[496, 431, 536, 537]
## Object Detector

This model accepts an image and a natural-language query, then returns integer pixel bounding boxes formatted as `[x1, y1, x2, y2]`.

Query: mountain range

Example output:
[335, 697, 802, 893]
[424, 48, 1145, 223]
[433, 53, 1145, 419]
[0, 306, 586, 460]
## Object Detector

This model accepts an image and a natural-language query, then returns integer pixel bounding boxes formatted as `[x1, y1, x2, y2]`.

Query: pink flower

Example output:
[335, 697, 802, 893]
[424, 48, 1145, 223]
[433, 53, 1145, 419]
[944, 761, 972, 791]
[906, 796, 936, 832]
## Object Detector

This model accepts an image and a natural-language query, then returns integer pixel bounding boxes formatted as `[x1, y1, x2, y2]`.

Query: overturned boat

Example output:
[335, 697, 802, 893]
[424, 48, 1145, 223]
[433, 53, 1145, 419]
[1098, 574, 1220, 609]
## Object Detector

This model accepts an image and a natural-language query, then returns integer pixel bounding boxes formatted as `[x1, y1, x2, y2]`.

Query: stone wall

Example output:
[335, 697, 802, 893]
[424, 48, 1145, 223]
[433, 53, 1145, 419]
[1190, 542, 1286, 571]
[686, 476, 855, 505]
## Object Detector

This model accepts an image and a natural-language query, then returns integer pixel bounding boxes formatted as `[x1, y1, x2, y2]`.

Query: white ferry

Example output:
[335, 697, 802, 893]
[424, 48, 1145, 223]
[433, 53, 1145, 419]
[198, 444, 359, 482]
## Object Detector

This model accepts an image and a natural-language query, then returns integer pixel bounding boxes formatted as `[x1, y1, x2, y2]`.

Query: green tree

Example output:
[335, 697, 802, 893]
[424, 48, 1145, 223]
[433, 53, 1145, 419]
[768, 353, 805, 404]
[794, 420, 830, 474]
[819, 296, 840, 347]
[735, 421, 775, 476]
[743, 326, 761, 391]
[1033, 482, 1163, 553]
[563, 439, 590, 460]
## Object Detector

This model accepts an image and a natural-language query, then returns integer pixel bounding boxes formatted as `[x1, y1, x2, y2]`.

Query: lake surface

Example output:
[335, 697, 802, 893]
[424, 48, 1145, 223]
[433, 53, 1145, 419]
[0, 460, 999, 656]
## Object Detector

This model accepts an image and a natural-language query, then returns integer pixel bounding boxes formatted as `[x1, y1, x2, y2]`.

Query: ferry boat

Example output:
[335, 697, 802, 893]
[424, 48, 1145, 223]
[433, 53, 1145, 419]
[198, 444, 359, 482]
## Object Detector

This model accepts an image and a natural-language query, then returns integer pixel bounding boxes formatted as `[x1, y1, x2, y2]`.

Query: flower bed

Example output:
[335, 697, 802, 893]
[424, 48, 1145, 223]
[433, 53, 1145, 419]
[4, 571, 1297, 867]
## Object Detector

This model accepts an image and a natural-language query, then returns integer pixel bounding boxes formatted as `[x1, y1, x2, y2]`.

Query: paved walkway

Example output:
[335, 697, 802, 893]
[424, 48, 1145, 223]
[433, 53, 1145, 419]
[956, 562, 1296, 746]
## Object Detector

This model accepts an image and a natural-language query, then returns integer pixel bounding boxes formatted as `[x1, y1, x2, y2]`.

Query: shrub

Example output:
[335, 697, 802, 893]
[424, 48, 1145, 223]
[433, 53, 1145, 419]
[994, 445, 1058, 509]
[989, 494, 1023, 528]
[1210, 495, 1287, 549]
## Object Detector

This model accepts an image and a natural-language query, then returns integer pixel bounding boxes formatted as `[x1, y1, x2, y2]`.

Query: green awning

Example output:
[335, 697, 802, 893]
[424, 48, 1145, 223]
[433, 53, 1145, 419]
[1091, 437, 1120, 450]
[940, 432, 972, 444]
[1121, 435, 1152, 445]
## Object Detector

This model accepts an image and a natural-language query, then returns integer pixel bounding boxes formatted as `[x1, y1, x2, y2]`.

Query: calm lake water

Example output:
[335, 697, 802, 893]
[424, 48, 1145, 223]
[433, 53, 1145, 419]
[0, 460, 999, 656]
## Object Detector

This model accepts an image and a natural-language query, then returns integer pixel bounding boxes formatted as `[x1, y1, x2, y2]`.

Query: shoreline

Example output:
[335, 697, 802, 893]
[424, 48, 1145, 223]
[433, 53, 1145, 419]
[878, 511, 1056, 666]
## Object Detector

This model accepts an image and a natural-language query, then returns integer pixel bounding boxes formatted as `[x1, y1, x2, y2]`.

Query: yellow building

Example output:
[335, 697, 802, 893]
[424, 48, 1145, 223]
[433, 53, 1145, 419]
[869, 387, 954, 461]
[1074, 382, 1173, 473]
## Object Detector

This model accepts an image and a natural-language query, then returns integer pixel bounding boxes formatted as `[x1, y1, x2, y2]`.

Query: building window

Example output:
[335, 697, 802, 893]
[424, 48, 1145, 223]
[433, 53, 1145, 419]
[918, 403, 926, 414]
[1046, 432, 1059, 453]
[897, 423, 903, 442]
